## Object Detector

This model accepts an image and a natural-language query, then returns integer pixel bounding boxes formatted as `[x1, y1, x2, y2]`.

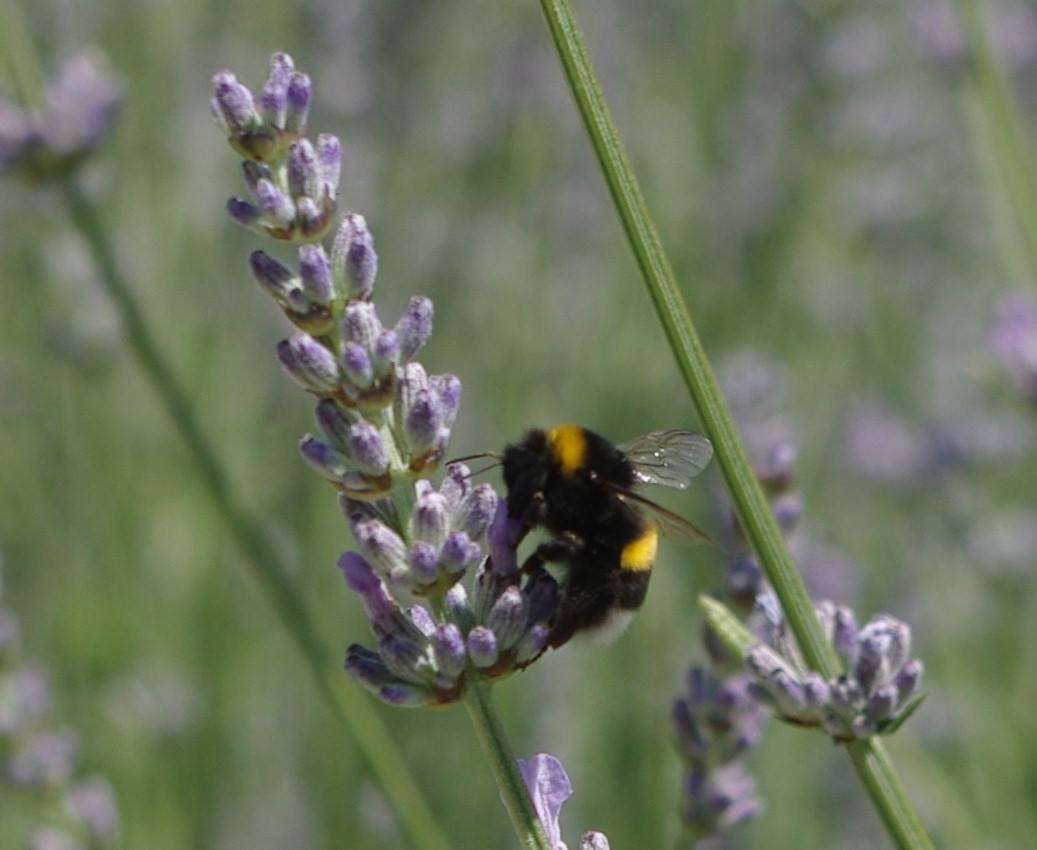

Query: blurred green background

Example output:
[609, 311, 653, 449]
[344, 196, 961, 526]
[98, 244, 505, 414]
[2, 0, 1036, 848]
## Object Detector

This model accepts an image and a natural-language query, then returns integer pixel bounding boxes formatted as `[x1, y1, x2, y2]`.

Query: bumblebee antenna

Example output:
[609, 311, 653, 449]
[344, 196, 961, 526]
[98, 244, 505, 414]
[462, 460, 502, 480]
[447, 451, 502, 465]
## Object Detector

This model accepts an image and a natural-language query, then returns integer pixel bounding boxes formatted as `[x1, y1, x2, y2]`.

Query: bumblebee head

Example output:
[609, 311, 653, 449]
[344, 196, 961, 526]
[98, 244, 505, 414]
[502, 428, 552, 522]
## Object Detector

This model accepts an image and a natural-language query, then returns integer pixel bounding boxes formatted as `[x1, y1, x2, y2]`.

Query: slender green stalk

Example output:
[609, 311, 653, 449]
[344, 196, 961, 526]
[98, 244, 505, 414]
[955, 0, 1037, 282]
[533, 2, 935, 848]
[462, 677, 553, 850]
[59, 181, 452, 850]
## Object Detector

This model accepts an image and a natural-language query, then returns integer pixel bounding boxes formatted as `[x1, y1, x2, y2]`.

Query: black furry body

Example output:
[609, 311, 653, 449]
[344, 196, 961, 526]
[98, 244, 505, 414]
[502, 426, 654, 649]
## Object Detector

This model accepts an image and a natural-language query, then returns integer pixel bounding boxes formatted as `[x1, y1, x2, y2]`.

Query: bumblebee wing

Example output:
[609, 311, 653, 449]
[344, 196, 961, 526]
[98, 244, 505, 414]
[619, 429, 714, 490]
[609, 485, 714, 547]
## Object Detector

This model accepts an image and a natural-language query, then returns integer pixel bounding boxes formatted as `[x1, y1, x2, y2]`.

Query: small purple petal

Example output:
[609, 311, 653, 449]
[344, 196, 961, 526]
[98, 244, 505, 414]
[517, 754, 573, 850]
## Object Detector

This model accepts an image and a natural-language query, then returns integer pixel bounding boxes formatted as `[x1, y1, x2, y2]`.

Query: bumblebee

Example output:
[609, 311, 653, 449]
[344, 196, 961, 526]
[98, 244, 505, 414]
[500, 424, 713, 649]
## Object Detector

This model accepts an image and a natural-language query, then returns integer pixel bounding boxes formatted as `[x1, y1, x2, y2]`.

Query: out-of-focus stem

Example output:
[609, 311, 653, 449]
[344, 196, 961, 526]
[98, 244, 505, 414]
[533, 2, 936, 848]
[59, 180, 453, 850]
[955, 0, 1037, 282]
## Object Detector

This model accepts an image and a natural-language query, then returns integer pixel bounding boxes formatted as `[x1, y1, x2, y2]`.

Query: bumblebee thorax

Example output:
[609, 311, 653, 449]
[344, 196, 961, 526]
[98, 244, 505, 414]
[546, 424, 588, 475]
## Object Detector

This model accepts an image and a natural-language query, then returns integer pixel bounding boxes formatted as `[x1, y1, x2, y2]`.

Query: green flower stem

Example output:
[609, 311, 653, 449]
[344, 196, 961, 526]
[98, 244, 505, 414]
[461, 677, 553, 850]
[533, 2, 935, 848]
[954, 0, 1037, 284]
[60, 181, 452, 850]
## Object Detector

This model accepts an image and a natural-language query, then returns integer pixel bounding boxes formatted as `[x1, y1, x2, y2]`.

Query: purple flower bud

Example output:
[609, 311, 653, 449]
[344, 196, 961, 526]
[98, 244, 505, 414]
[285, 72, 311, 133]
[250, 250, 297, 301]
[378, 634, 429, 683]
[800, 673, 830, 715]
[409, 605, 437, 637]
[467, 626, 499, 668]
[226, 197, 261, 226]
[488, 501, 522, 575]
[314, 399, 357, 448]
[277, 335, 339, 393]
[211, 71, 257, 133]
[408, 542, 440, 585]
[65, 776, 119, 844]
[405, 389, 443, 457]
[396, 296, 434, 361]
[345, 644, 392, 692]
[372, 330, 400, 377]
[394, 362, 429, 429]
[288, 139, 320, 199]
[297, 244, 334, 305]
[254, 178, 295, 227]
[296, 197, 324, 235]
[514, 623, 550, 665]
[353, 519, 408, 576]
[431, 624, 467, 680]
[411, 492, 449, 548]
[445, 583, 474, 629]
[345, 422, 389, 476]
[459, 484, 497, 541]
[855, 635, 885, 694]
[896, 659, 924, 704]
[431, 373, 462, 427]
[725, 556, 763, 613]
[833, 605, 859, 669]
[332, 214, 378, 299]
[486, 587, 529, 650]
[341, 342, 374, 388]
[772, 491, 802, 532]
[339, 552, 397, 625]
[316, 133, 341, 198]
[342, 301, 383, 350]
[440, 531, 482, 573]
[298, 434, 348, 481]
[867, 684, 899, 722]
[582, 833, 611, 850]
[259, 53, 293, 128]
[378, 682, 433, 708]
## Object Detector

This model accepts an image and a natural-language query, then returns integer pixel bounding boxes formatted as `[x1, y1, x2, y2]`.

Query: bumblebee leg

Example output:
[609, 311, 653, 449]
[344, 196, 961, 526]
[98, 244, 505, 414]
[519, 532, 584, 574]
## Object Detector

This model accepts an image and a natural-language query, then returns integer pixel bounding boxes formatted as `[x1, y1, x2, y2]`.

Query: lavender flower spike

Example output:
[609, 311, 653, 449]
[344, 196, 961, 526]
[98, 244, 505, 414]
[741, 599, 926, 742]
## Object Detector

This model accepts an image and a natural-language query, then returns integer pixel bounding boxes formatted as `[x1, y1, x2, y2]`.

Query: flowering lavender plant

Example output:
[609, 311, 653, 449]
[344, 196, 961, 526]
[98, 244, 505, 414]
[211, 53, 560, 709]
[212, 50, 567, 849]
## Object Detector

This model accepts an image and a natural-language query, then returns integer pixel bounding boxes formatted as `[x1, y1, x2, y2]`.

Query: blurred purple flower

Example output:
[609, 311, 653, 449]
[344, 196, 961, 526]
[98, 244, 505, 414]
[911, 0, 1037, 70]
[991, 294, 1037, 403]
[0, 52, 122, 179]
[845, 404, 929, 484]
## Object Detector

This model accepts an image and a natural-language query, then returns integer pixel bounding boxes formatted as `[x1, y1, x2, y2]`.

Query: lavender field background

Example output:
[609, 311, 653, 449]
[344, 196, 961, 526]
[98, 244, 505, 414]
[1, 1, 1035, 848]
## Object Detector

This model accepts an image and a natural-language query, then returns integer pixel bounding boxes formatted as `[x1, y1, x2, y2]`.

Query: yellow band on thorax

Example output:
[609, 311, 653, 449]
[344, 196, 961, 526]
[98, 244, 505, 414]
[547, 424, 587, 475]
[620, 524, 658, 572]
